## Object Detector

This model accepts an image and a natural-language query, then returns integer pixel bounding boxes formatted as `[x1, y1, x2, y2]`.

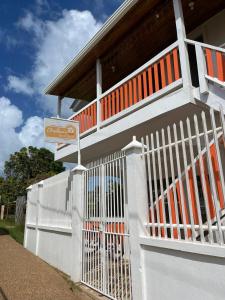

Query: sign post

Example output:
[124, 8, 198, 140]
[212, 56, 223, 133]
[44, 117, 81, 164]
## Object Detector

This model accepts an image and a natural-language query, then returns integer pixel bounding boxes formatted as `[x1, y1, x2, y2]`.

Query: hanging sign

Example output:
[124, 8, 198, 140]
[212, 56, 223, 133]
[44, 117, 79, 145]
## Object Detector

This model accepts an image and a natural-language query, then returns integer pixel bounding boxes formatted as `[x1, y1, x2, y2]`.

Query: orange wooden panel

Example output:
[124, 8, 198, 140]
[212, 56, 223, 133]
[166, 53, 173, 84]
[216, 51, 225, 81]
[188, 169, 199, 224]
[101, 99, 105, 121]
[176, 181, 192, 238]
[120, 86, 124, 111]
[124, 83, 129, 108]
[91, 105, 94, 127]
[148, 67, 153, 95]
[87, 106, 91, 129]
[160, 58, 166, 88]
[108, 94, 112, 118]
[116, 89, 120, 114]
[104, 97, 108, 120]
[173, 48, 180, 80]
[169, 190, 178, 239]
[128, 80, 133, 107]
[93, 103, 96, 126]
[143, 71, 148, 98]
[210, 144, 225, 209]
[158, 199, 165, 237]
[137, 74, 142, 101]
[133, 77, 137, 104]
[205, 48, 214, 77]
[111, 92, 115, 116]
[154, 63, 159, 92]
[81, 111, 84, 133]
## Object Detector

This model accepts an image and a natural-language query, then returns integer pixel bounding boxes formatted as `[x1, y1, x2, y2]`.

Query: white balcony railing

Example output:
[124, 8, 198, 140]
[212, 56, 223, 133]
[63, 39, 225, 145]
[68, 41, 182, 137]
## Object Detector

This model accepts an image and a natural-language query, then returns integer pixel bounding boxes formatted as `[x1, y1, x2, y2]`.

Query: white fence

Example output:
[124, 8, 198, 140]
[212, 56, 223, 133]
[25, 107, 225, 300]
[141, 108, 225, 245]
[24, 170, 73, 275]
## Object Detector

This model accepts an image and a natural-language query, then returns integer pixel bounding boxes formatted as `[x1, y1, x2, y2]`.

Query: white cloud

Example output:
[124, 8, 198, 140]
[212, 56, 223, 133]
[13, 9, 103, 116]
[0, 96, 53, 172]
[7, 75, 34, 95]
[19, 116, 54, 150]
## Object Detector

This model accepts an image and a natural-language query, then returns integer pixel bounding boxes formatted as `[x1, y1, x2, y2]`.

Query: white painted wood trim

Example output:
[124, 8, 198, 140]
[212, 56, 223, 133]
[185, 38, 225, 53]
[100, 79, 183, 129]
[96, 59, 102, 131]
[195, 44, 208, 94]
[173, 0, 192, 89]
[69, 98, 98, 120]
[26, 223, 72, 234]
[205, 75, 225, 89]
[139, 236, 225, 258]
[57, 96, 63, 118]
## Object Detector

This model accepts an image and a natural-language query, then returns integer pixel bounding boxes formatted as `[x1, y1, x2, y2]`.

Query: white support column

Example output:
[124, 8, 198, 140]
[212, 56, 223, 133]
[57, 96, 63, 118]
[122, 136, 149, 300]
[173, 0, 192, 91]
[96, 59, 102, 130]
[35, 180, 43, 256]
[24, 185, 33, 248]
[195, 44, 208, 94]
[71, 164, 87, 282]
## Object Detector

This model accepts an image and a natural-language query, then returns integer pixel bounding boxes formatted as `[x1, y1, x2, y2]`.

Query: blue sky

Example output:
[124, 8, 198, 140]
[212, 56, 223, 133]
[0, 0, 123, 171]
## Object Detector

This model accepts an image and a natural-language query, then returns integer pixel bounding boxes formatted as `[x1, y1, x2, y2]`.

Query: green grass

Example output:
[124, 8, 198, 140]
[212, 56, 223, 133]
[0, 219, 24, 244]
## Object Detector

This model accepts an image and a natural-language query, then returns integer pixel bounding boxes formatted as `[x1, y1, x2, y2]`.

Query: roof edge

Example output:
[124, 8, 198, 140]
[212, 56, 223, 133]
[44, 0, 138, 95]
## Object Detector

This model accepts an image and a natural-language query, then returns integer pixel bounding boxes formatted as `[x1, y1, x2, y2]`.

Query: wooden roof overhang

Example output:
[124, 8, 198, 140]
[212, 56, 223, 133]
[45, 0, 225, 102]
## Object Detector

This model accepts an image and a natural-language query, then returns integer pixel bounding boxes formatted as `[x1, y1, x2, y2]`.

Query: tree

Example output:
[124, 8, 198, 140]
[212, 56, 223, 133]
[0, 146, 65, 203]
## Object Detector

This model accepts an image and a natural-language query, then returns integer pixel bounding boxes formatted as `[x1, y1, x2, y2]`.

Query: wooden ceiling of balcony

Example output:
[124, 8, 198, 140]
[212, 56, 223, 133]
[48, 0, 225, 101]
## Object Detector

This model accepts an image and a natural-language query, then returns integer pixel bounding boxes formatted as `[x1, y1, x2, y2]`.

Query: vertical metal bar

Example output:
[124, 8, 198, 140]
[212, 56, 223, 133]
[118, 158, 124, 300]
[161, 128, 173, 238]
[156, 131, 167, 238]
[146, 135, 155, 236]
[210, 108, 225, 209]
[167, 126, 181, 239]
[105, 162, 109, 295]
[180, 121, 196, 241]
[194, 115, 213, 243]
[122, 157, 129, 299]
[201, 111, 224, 244]
[101, 164, 106, 293]
[186, 118, 204, 242]
[173, 123, 188, 240]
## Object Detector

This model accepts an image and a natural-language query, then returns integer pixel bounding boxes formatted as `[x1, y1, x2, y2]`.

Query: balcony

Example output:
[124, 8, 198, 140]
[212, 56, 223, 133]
[56, 39, 225, 163]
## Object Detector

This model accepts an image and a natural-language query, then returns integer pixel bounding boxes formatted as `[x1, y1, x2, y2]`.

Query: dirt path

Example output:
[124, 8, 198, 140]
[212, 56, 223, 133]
[0, 235, 101, 300]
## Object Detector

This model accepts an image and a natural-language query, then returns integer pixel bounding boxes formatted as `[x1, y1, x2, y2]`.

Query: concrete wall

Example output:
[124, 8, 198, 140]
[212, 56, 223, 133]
[142, 243, 225, 300]
[38, 229, 72, 275]
[24, 171, 73, 276]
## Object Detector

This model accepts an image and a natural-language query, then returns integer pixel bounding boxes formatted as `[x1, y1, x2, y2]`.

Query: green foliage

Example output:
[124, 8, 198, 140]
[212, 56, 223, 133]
[0, 219, 24, 244]
[0, 146, 65, 204]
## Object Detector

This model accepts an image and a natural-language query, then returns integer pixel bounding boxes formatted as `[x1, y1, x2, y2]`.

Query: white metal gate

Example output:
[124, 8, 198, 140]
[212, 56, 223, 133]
[82, 154, 132, 300]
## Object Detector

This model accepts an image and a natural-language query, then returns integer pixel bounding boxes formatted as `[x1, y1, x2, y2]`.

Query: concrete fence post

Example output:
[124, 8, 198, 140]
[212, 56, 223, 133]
[122, 136, 149, 300]
[24, 185, 33, 248]
[0, 205, 5, 220]
[35, 181, 43, 256]
[71, 164, 87, 282]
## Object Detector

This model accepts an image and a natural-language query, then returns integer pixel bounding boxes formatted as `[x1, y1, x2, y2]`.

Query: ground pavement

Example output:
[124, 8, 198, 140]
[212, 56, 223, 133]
[0, 234, 104, 300]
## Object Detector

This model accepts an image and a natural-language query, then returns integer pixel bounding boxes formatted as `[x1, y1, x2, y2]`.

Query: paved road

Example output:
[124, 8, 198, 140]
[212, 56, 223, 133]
[0, 235, 98, 300]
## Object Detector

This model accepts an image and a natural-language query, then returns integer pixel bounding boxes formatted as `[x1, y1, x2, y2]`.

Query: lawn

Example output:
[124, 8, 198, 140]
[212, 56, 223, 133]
[0, 219, 24, 244]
